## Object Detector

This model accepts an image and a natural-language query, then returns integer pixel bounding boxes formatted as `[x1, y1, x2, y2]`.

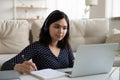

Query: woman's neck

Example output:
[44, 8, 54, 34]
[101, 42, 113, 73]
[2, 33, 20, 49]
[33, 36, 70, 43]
[49, 41, 60, 57]
[50, 41, 58, 47]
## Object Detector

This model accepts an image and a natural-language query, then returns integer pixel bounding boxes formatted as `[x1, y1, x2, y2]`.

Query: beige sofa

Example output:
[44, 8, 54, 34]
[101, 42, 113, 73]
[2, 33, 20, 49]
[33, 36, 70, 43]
[0, 19, 119, 70]
[32, 19, 109, 52]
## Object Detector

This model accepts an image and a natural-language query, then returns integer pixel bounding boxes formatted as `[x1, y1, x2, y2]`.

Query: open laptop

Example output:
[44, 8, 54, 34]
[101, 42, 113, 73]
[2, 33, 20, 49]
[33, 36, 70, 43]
[58, 43, 119, 77]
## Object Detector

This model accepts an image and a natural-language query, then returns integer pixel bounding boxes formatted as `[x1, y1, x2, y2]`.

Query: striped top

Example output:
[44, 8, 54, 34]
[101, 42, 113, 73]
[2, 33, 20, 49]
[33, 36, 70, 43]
[1, 41, 74, 70]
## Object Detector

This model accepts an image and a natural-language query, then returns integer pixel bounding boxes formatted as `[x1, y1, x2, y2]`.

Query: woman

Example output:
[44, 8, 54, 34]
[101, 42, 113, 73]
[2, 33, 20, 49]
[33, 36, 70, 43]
[1, 10, 74, 74]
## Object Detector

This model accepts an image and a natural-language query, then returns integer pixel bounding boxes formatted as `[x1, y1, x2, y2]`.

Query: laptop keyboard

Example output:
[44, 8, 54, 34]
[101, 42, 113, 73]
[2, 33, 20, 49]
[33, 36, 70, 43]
[56, 68, 73, 74]
[65, 71, 72, 74]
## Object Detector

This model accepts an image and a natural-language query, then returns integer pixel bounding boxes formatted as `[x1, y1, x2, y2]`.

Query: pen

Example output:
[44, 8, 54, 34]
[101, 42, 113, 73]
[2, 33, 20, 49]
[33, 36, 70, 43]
[21, 55, 38, 71]
[35, 67, 38, 71]
[22, 55, 26, 61]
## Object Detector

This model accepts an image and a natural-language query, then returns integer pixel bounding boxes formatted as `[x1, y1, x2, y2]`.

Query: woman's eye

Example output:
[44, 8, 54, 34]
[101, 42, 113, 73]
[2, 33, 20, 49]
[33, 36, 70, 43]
[54, 25, 67, 30]
[55, 26, 60, 29]
[63, 27, 67, 30]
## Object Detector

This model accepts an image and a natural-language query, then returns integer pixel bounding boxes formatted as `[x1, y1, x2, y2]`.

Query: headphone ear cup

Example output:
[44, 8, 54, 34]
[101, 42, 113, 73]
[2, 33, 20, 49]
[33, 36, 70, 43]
[44, 26, 48, 33]
[44, 18, 48, 33]
[43, 10, 54, 33]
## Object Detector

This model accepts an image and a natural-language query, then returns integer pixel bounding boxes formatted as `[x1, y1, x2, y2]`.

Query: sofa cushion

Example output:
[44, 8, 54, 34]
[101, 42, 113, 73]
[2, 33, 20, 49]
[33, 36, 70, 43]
[69, 19, 109, 51]
[112, 28, 120, 34]
[0, 20, 30, 54]
[31, 20, 44, 42]
[106, 28, 120, 45]
[106, 34, 120, 43]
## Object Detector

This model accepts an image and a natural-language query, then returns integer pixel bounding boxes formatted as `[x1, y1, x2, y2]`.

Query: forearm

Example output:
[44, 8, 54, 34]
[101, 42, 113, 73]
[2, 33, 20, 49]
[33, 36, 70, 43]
[1, 62, 15, 70]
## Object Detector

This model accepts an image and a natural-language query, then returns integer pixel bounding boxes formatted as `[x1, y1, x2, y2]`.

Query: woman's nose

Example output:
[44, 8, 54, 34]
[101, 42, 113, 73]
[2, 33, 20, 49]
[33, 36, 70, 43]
[58, 28, 63, 33]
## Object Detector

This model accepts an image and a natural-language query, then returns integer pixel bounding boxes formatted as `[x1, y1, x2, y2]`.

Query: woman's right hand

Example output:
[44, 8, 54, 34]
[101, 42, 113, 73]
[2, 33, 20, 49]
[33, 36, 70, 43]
[14, 61, 37, 74]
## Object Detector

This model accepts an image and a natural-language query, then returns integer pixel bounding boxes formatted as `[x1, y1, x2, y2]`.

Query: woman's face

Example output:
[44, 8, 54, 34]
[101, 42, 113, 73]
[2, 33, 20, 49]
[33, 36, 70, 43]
[49, 18, 68, 42]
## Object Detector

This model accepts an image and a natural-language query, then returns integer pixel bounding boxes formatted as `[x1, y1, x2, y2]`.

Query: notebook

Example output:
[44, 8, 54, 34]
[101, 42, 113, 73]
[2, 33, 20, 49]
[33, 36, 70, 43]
[31, 68, 66, 80]
[0, 70, 20, 80]
[58, 43, 119, 78]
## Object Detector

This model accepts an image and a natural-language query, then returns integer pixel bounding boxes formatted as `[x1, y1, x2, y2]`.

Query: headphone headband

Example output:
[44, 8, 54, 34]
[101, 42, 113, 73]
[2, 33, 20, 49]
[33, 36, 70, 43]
[44, 10, 61, 32]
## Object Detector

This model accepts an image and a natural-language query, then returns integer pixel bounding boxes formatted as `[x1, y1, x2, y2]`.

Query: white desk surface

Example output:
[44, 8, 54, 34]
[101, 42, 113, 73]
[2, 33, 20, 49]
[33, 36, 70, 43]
[20, 67, 119, 80]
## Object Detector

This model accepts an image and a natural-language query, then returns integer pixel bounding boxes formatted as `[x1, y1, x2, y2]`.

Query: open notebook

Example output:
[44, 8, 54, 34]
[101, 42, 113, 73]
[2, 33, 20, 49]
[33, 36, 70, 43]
[31, 68, 66, 80]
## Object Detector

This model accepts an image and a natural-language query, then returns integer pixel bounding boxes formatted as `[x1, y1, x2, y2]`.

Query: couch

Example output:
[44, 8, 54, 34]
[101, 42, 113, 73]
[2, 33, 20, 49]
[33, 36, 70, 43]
[0, 19, 119, 70]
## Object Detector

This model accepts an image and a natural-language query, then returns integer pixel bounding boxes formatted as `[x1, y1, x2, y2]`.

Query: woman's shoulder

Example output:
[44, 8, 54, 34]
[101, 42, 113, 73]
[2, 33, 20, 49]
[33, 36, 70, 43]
[21, 41, 48, 53]
[65, 46, 72, 50]
[29, 41, 47, 49]
[62, 46, 72, 51]
[30, 41, 44, 46]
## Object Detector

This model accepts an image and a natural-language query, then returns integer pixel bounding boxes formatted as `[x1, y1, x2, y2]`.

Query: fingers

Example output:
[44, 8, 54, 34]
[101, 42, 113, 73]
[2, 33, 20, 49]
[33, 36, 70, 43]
[24, 61, 37, 71]
[14, 61, 37, 74]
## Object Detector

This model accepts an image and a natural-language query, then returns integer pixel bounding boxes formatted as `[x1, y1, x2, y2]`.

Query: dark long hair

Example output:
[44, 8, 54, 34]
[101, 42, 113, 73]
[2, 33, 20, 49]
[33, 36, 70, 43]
[39, 10, 70, 49]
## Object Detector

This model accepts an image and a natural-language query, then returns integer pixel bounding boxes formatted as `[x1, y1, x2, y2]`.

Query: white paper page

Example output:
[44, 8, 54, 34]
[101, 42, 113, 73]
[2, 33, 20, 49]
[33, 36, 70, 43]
[31, 68, 66, 80]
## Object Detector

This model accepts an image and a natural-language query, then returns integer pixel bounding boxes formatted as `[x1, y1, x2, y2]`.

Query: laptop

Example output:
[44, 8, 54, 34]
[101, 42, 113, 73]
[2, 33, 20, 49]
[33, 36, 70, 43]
[58, 43, 119, 77]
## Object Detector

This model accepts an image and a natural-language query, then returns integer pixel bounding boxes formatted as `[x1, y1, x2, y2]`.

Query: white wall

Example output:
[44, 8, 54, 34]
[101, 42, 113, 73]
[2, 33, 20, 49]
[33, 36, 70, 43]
[89, 0, 106, 18]
[0, 0, 14, 20]
[89, 0, 113, 18]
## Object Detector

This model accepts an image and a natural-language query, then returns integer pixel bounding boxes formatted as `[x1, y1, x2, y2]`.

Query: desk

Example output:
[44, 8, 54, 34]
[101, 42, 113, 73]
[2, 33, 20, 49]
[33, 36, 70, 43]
[20, 67, 119, 80]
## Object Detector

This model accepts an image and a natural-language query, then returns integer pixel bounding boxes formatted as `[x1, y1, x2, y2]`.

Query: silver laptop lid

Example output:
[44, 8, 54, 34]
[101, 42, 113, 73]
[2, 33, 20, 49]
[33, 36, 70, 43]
[71, 43, 119, 77]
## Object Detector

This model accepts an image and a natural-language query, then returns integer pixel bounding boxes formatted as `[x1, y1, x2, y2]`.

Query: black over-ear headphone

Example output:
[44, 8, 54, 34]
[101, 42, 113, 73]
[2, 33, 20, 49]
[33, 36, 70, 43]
[43, 19, 49, 33]
[43, 10, 60, 33]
